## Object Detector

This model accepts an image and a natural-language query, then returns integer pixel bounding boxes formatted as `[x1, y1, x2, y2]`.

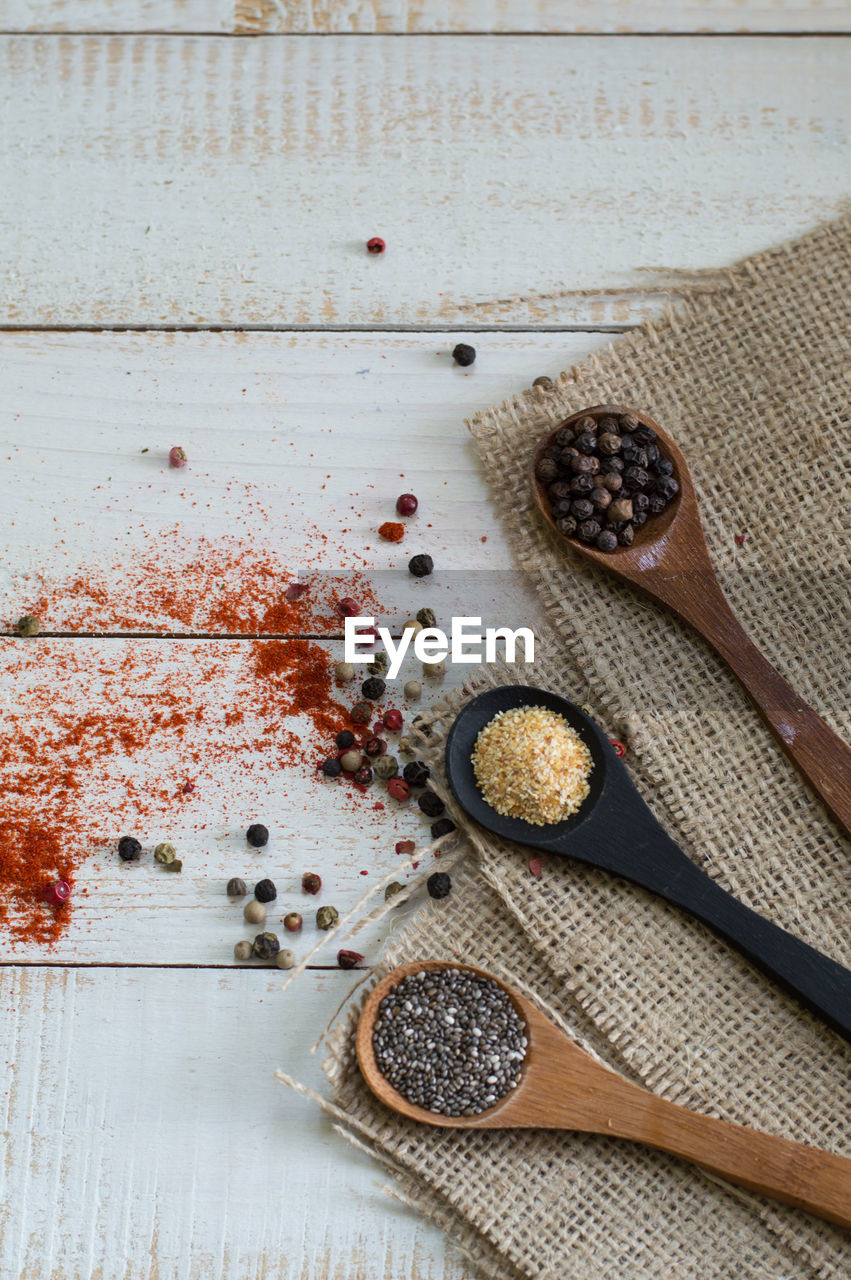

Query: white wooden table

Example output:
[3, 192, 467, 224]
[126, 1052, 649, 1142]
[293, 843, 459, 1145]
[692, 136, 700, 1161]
[1, 7, 848, 1277]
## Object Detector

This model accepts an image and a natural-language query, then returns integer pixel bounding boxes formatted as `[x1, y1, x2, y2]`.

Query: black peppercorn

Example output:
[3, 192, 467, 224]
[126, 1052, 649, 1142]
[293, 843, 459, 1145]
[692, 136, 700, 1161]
[600, 456, 624, 474]
[227, 876, 247, 899]
[403, 760, 430, 787]
[624, 466, 650, 490]
[575, 415, 596, 433]
[551, 500, 573, 520]
[364, 735, 385, 757]
[632, 511, 648, 527]
[618, 524, 635, 547]
[648, 494, 667, 514]
[598, 416, 620, 434]
[350, 700, 372, 723]
[620, 412, 639, 432]
[632, 423, 656, 445]
[557, 516, 577, 537]
[654, 475, 679, 501]
[570, 498, 594, 521]
[570, 454, 596, 475]
[430, 818, 456, 839]
[554, 425, 574, 447]
[408, 554, 434, 578]
[362, 676, 386, 701]
[452, 343, 476, 367]
[597, 432, 622, 456]
[644, 443, 660, 465]
[653, 458, 674, 477]
[600, 471, 622, 492]
[426, 872, 452, 900]
[622, 445, 649, 468]
[117, 836, 142, 862]
[253, 932, 280, 960]
[632, 492, 650, 514]
[569, 473, 594, 495]
[578, 518, 602, 542]
[418, 790, 445, 818]
[590, 487, 611, 511]
[246, 823, 269, 848]
[535, 456, 558, 483]
[336, 730, 355, 750]
[254, 878, 277, 903]
[321, 757, 342, 777]
[574, 431, 597, 455]
[596, 530, 618, 552]
[548, 481, 573, 501]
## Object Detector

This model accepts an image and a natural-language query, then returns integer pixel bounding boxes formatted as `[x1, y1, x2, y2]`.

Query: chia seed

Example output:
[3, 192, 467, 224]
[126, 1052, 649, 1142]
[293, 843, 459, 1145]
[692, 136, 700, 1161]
[371, 968, 527, 1116]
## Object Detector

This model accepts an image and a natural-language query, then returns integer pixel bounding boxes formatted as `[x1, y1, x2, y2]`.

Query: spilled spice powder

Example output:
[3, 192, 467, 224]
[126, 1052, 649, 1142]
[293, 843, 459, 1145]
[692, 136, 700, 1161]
[378, 522, 405, 543]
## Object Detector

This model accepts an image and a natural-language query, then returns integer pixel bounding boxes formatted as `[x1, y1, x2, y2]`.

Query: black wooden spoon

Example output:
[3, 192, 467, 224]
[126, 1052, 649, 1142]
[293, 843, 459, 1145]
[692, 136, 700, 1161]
[444, 685, 851, 1043]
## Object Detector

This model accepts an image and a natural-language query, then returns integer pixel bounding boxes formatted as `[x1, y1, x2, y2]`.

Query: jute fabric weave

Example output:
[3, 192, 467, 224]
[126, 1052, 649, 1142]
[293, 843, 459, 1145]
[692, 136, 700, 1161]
[317, 216, 851, 1279]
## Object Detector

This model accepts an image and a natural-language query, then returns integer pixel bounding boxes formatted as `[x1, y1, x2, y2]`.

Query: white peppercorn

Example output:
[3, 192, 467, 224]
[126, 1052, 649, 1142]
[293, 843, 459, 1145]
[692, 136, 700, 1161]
[276, 948, 296, 970]
[404, 680, 421, 701]
[243, 899, 266, 925]
[422, 659, 445, 679]
[233, 940, 252, 962]
[335, 661, 356, 684]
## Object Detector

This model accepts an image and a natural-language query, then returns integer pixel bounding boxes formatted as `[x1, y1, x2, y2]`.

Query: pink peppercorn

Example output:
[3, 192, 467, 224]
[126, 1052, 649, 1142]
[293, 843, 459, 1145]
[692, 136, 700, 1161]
[366, 237, 385, 254]
[383, 709, 403, 732]
[396, 494, 418, 517]
[610, 739, 627, 759]
[395, 839, 415, 855]
[387, 777, 410, 802]
[302, 872, 322, 895]
[338, 949, 364, 969]
[42, 879, 71, 907]
[168, 446, 187, 468]
[337, 597, 360, 618]
[285, 582, 310, 602]
[283, 912, 303, 933]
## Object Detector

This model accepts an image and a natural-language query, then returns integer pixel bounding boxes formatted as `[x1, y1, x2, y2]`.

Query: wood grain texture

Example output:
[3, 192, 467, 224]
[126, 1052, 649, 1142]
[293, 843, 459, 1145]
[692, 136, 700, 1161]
[5, 0, 850, 33]
[1, 36, 848, 327]
[0, 329, 601, 631]
[0, 965, 466, 1280]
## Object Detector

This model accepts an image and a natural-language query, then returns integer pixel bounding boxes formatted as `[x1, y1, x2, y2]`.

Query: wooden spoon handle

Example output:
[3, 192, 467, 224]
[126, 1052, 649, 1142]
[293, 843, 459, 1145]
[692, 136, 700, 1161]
[615, 1090, 851, 1229]
[662, 570, 851, 839]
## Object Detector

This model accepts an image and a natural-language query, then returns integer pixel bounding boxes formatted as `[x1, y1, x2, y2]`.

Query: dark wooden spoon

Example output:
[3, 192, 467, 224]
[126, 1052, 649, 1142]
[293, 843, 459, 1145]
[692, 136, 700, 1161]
[531, 404, 851, 839]
[357, 960, 851, 1229]
[444, 685, 851, 1043]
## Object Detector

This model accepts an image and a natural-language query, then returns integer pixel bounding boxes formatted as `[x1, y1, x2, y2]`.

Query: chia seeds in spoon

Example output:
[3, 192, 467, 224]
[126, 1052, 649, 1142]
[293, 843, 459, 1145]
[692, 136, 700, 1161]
[371, 967, 527, 1116]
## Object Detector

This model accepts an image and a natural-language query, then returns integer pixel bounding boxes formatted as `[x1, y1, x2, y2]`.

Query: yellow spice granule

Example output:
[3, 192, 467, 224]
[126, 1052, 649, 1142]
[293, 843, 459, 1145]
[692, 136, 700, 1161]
[471, 705, 593, 826]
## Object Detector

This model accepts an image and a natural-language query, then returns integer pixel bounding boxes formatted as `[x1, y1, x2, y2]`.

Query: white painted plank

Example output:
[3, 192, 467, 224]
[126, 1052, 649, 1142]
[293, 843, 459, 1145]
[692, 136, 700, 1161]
[0, 36, 847, 327]
[0, 965, 465, 1280]
[0, 329, 608, 632]
[4, 0, 849, 34]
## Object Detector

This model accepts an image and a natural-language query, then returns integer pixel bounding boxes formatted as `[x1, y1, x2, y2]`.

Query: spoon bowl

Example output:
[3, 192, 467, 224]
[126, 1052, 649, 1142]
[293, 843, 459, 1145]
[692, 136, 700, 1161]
[357, 960, 851, 1228]
[530, 404, 851, 840]
[444, 687, 851, 1042]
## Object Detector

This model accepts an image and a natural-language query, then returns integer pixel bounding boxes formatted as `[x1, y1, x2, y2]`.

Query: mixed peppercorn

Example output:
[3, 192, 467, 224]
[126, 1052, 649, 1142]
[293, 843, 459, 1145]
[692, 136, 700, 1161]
[536, 409, 679, 551]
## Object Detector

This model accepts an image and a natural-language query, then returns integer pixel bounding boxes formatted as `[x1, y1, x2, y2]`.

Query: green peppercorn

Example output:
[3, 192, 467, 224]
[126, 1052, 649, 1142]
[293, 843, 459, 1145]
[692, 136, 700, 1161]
[16, 615, 40, 637]
[385, 881, 404, 902]
[403, 680, 421, 701]
[165, 859, 183, 872]
[154, 842, 177, 865]
[276, 948, 296, 970]
[253, 931, 280, 961]
[316, 905, 339, 930]
[373, 754, 399, 780]
[233, 940, 253, 962]
[372, 651, 389, 674]
[227, 877, 247, 899]
[415, 607, 436, 629]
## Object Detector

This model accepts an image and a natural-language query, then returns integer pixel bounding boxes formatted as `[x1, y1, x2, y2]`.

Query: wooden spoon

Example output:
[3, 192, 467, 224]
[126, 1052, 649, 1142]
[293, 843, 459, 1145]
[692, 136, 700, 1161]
[531, 404, 851, 840]
[444, 686, 851, 1043]
[357, 960, 851, 1230]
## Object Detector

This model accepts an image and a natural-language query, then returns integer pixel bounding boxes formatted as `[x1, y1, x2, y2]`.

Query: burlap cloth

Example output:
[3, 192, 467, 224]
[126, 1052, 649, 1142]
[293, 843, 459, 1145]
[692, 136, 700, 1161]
[297, 216, 851, 1279]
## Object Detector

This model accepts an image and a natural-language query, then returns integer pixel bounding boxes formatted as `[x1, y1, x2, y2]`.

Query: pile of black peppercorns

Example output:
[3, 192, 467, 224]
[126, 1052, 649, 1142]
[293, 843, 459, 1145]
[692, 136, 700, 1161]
[535, 409, 679, 551]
